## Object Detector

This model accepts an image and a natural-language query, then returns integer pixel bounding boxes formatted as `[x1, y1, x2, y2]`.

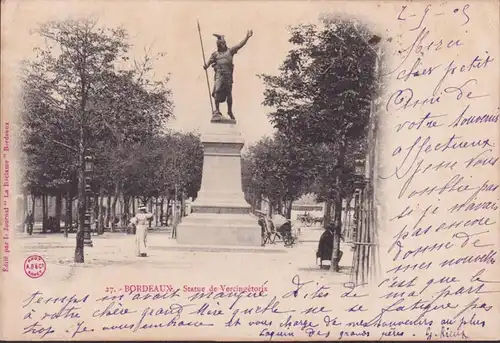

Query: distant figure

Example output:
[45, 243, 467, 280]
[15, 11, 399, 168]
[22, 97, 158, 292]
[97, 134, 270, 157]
[167, 206, 173, 226]
[185, 198, 192, 216]
[48, 216, 56, 232]
[25, 211, 34, 235]
[130, 206, 153, 257]
[171, 204, 181, 239]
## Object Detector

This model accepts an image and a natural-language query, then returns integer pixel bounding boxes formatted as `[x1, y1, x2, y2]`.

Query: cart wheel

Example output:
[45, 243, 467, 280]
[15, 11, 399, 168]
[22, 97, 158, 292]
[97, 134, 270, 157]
[306, 219, 313, 227]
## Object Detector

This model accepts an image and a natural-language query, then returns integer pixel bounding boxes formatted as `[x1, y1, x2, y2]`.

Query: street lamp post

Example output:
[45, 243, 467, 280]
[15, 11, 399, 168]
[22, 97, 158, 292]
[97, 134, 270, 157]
[171, 148, 179, 239]
[354, 159, 367, 188]
[353, 159, 366, 243]
[84, 155, 94, 247]
[64, 179, 71, 238]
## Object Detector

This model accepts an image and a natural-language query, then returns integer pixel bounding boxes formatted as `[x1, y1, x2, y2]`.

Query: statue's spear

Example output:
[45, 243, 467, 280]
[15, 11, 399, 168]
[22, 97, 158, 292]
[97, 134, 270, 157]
[197, 20, 214, 114]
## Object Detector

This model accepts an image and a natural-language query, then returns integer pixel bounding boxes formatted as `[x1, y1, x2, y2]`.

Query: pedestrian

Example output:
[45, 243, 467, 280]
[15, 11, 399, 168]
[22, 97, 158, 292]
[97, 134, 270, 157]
[171, 203, 181, 239]
[25, 211, 34, 235]
[130, 206, 153, 257]
[316, 223, 344, 270]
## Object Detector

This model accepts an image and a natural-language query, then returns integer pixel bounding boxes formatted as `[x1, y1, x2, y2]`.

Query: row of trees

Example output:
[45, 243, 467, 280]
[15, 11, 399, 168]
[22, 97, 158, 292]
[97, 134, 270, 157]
[243, 17, 380, 271]
[23, 131, 202, 232]
[242, 132, 365, 218]
[20, 18, 202, 262]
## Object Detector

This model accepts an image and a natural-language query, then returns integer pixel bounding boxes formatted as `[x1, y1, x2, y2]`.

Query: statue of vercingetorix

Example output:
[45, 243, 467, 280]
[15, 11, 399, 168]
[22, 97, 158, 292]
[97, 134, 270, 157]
[203, 30, 253, 120]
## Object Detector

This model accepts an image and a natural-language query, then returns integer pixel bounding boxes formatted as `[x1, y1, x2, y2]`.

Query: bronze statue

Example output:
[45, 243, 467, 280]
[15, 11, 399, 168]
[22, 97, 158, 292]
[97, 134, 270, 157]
[203, 30, 253, 120]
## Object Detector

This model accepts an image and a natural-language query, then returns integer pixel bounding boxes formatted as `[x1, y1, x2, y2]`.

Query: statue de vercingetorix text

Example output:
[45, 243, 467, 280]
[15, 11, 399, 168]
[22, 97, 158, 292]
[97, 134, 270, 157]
[203, 30, 253, 121]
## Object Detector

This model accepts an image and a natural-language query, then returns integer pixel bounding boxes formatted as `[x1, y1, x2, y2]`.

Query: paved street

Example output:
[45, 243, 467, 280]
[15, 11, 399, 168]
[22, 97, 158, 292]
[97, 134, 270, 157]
[14, 225, 354, 283]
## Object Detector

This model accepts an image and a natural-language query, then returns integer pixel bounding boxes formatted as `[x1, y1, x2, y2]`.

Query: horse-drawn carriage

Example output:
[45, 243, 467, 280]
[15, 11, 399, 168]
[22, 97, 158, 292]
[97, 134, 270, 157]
[297, 212, 323, 227]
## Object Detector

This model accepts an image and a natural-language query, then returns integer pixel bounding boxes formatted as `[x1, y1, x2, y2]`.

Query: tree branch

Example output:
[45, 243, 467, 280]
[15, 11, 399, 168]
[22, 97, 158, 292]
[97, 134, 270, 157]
[49, 138, 78, 152]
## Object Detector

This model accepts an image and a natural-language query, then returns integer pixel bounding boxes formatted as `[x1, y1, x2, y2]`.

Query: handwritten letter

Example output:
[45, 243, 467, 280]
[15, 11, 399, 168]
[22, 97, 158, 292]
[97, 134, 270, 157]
[379, 1, 499, 340]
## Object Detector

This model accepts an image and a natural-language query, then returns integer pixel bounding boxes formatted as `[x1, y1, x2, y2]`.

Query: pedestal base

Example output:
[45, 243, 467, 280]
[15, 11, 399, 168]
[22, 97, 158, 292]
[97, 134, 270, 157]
[177, 213, 261, 247]
[211, 116, 236, 124]
[175, 121, 260, 247]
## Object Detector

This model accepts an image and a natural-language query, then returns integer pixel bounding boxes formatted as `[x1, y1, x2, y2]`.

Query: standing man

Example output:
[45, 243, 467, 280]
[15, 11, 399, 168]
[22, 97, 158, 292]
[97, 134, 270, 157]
[203, 30, 253, 120]
[130, 206, 154, 257]
[171, 203, 181, 239]
[25, 211, 34, 235]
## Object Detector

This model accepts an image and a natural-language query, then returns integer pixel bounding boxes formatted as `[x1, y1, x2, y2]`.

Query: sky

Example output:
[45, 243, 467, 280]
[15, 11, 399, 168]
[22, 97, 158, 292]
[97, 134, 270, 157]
[1, 0, 382, 145]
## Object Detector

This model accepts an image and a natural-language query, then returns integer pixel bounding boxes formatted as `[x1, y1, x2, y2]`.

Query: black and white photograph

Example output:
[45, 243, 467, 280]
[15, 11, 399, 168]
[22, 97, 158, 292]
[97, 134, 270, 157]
[1, 0, 499, 341]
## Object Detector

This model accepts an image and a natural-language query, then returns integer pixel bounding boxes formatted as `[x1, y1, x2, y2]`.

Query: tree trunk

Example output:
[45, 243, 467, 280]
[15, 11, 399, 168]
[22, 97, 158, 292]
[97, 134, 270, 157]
[41, 195, 47, 233]
[173, 184, 178, 225]
[323, 199, 332, 229]
[132, 196, 136, 215]
[331, 196, 343, 271]
[148, 198, 153, 212]
[123, 195, 130, 226]
[276, 198, 282, 215]
[28, 194, 36, 235]
[22, 194, 28, 233]
[64, 194, 72, 238]
[55, 194, 62, 233]
[75, 151, 85, 263]
[181, 192, 186, 218]
[160, 198, 165, 226]
[344, 196, 353, 240]
[31, 195, 36, 220]
[166, 198, 171, 225]
[111, 182, 120, 232]
[75, 197, 79, 229]
[285, 199, 293, 219]
[148, 198, 153, 228]
[331, 134, 347, 272]
[98, 189, 105, 234]
[119, 193, 125, 226]
[93, 193, 99, 227]
[105, 195, 111, 229]
[154, 197, 158, 226]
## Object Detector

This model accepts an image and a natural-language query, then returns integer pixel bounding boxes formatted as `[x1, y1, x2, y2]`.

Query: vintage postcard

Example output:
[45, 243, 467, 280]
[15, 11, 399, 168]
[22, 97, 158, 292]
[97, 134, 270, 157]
[1, 0, 499, 340]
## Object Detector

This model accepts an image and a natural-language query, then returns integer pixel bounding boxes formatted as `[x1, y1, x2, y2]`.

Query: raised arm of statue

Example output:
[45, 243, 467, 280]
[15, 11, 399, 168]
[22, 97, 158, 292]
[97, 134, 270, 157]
[230, 30, 253, 55]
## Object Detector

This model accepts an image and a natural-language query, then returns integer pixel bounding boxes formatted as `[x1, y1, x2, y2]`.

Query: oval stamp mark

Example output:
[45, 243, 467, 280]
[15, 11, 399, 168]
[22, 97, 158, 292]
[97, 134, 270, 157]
[24, 255, 46, 278]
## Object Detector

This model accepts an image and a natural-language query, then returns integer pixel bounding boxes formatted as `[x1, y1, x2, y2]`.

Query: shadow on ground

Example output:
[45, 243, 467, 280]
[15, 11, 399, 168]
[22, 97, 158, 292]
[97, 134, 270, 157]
[53, 257, 192, 269]
[150, 245, 287, 254]
[297, 265, 353, 276]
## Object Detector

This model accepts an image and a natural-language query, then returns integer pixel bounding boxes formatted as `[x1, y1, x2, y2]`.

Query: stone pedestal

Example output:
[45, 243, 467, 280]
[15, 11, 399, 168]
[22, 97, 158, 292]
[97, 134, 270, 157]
[176, 120, 261, 246]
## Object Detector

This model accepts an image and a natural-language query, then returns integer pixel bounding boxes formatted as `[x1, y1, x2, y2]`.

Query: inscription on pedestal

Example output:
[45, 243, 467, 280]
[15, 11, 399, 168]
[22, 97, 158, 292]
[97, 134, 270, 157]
[203, 143, 244, 154]
[210, 117, 236, 124]
[192, 206, 251, 215]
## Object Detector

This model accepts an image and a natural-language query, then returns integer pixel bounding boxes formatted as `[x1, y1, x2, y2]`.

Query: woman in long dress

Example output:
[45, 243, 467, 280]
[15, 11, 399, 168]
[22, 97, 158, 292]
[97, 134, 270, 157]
[130, 206, 153, 257]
